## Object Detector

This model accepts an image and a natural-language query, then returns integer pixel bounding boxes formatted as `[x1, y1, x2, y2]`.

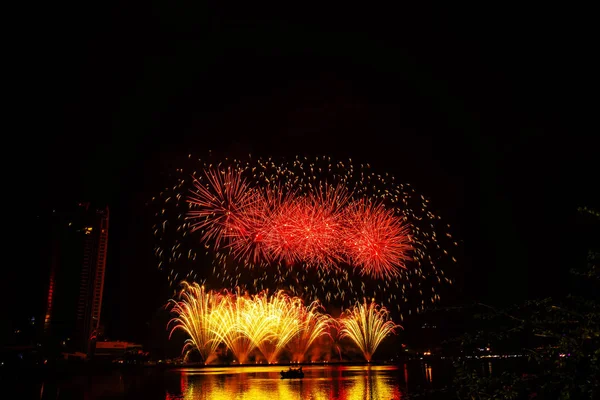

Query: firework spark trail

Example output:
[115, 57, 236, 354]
[339, 298, 401, 362]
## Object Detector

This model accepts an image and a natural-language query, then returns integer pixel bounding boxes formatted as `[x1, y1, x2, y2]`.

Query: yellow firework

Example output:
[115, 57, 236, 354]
[235, 291, 279, 363]
[340, 298, 401, 362]
[167, 282, 222, 364]
[168, 284, 328, 364]
[210, 289, 256, 364]
[168, 283, 398, 364]
[247, 291, 300, 364]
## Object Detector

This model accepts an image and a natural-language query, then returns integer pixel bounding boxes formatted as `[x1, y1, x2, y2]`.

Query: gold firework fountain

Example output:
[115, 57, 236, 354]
[167, 282, 222, 364]
[251, 291, 302, 364]
[210, 289, 257, 364]
[167, 282, 399, 364]
[340, 298, 401, 362]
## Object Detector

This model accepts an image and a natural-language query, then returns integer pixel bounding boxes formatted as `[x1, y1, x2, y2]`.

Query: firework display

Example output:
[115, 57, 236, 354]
[153, 155, 457, 317]
[167, 282, 399, 363]
[184, 168, 336, 269]
[167, 282, 332, 363]
[339, 298, 401, 362]
[187, 170, 412, 278]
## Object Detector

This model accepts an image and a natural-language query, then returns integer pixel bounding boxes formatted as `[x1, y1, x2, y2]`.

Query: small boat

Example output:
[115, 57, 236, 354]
[280, 367, 304, 379]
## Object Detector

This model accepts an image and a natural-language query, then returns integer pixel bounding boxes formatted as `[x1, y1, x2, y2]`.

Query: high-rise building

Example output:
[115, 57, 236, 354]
[42, 202, 109, 354]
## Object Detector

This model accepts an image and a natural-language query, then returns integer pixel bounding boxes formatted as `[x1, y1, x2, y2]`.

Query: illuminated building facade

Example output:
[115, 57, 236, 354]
[43, 202, 109, 355]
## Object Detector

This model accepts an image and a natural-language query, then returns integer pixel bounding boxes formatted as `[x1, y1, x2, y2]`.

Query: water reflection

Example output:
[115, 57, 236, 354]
[29, 361, 476, 399]
[423, 363, 433, 383]
[166, 366, 403, 400]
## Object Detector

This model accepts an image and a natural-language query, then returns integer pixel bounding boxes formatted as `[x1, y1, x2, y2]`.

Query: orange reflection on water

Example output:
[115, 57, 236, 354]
[165, 365, 403, 400]
[424, 363, 432, 383]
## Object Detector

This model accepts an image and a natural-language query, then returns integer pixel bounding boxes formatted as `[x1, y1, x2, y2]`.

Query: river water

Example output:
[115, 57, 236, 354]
[13, 361, 499, 399]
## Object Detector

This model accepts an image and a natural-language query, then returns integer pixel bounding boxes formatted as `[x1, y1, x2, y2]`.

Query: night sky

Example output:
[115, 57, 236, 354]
[9, 3, 597, 343]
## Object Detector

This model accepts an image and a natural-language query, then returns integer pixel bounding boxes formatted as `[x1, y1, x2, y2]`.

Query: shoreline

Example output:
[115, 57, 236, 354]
[149, 360, 395, 369]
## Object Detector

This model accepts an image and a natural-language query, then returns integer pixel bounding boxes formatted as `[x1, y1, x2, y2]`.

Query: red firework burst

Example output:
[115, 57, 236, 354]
[225, 188, 286, 265]
[187, 168, 255, 250]
[186, 167, 412, 278]
[261, 200, 302, 265]
[284, 195, 344, 266]
[343, 201, 412, 278]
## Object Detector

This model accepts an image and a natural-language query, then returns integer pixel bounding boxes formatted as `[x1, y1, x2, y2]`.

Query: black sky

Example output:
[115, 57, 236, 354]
[10, 3, 598, 341]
